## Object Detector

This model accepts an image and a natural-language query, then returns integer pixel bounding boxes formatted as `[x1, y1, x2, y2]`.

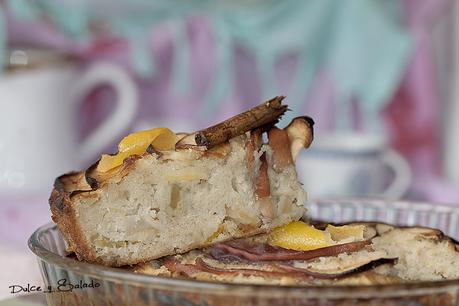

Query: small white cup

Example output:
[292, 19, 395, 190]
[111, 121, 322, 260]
[0, 51, 138, 195]
[296, 132, 411, 199]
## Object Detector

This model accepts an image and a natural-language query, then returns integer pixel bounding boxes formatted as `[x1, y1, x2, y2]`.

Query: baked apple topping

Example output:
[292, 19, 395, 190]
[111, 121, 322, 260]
[267, 221, 366, 251]
[153, 222, 398, 282]
[97, 127, 177, 172]
[268, 221, 334, 251]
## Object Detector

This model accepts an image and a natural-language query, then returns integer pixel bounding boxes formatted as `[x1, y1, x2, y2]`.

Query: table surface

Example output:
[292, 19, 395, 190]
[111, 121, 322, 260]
[0, 293, 46, 306]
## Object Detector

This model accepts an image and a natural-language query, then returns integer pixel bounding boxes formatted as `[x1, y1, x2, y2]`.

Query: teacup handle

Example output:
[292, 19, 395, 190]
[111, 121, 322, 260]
[381, 149, 412, 198]
[72, 62, 138, 164]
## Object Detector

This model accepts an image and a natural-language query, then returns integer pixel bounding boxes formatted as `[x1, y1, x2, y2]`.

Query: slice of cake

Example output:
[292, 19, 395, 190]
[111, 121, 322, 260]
[50, 97, 314, 267]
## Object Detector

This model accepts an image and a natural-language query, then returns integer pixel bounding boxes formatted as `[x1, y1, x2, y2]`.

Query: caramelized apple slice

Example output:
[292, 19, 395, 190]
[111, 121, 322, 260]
[325, 224, 366, 242]
[98, 128, 177, 172]
[268, 221, 334, 251]
[268, 221, 369, 252]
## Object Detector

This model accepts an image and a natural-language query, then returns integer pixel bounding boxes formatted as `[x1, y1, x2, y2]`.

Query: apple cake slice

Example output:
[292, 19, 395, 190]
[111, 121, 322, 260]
[50, 97, 314, 267]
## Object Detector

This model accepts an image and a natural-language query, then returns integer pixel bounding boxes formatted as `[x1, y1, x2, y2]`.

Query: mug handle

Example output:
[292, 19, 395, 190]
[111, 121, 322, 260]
[72, 62, 138, 164]
[381, 149, 412, 198]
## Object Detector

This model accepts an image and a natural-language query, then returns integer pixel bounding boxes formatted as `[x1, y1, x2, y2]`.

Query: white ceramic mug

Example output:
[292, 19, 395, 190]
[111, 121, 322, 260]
[0, 57, 138, 195]
[296, 133, 411, 199]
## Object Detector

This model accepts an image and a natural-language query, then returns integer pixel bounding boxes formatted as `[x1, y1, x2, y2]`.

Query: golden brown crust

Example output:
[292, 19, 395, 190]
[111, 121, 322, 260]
[49, 174, 97, 263]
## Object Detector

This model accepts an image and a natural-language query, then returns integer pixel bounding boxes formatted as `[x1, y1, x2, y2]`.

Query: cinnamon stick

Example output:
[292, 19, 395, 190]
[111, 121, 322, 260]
[195, 96, 288, 148]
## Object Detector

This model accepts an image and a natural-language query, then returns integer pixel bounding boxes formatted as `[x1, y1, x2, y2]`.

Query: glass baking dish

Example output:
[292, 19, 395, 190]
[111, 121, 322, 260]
[29, 198, 459, 306]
